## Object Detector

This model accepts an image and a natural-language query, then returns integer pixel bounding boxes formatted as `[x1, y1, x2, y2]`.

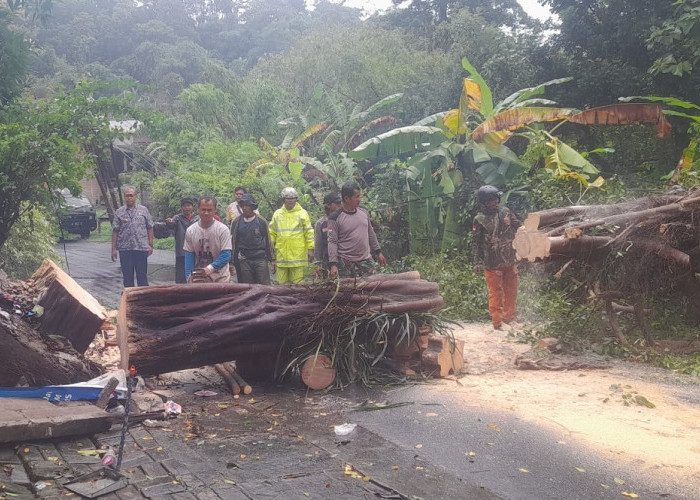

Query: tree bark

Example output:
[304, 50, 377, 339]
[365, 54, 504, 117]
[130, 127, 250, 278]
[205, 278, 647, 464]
[0, 312, 102, 386]
[118, 272, 444, 377]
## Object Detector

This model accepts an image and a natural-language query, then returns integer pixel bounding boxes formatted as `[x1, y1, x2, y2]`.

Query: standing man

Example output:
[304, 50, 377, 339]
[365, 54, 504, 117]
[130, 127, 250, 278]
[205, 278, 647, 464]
[165, 198, 199, 284]
[269, 187, 314, 284]
[183, 196, 232, 283]
[227, 186, 259, 222]
[472, 185, 522, 330]
[231, 194, 275, 285]
[314, 192, 342, 278]
[328, 181, 386, 278]
[111, 186, 154, 287]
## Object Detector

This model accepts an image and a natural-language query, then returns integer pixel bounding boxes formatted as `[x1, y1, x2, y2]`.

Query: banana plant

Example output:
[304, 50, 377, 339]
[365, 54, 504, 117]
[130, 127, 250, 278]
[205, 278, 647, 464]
[351, 57, 675, 253]
[619, 95, 700, 183]
[250, 85, 402, 189]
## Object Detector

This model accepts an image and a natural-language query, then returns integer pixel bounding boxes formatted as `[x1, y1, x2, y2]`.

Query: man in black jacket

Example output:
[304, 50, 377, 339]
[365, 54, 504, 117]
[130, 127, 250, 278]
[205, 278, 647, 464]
[230, 194, 275, 285]
[166, 198, 199, 283]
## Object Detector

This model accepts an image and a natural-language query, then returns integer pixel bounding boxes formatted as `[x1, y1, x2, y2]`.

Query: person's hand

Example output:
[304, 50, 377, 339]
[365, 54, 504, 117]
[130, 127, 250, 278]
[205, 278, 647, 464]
[473, 265, 482, 274]
[377, 252, 387, 266]
[111, 249, 117, 262]
[271, 261, 277, 273]
[229, 264, 236, 275]
[204, 264, 214, 276]
[307, 250, 314, 263]
[147, 245, 153, 256]
[165, 218, 173, 224]
[329, 264, 338, 278]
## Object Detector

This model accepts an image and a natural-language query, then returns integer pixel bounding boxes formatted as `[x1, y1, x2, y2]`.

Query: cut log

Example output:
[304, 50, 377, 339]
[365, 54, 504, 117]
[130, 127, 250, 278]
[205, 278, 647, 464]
[214, 364, 240, 395]
[30, 259, 106, 353]
[421, 335, 465, 377]
[117, 273, 444, 376]
[300, 354, 336, 390]
[0, 312, 102, 386]
[225, 363, 252, 395]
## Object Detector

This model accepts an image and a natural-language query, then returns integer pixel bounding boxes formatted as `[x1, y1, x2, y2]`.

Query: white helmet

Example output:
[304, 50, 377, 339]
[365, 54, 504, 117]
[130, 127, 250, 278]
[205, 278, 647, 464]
[281, 187, 298, 199]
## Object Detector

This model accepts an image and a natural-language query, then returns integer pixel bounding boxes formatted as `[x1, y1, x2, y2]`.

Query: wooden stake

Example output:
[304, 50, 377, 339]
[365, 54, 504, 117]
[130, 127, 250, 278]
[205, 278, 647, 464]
[224, 363, 252, 395]
[214, 364, 240, 395]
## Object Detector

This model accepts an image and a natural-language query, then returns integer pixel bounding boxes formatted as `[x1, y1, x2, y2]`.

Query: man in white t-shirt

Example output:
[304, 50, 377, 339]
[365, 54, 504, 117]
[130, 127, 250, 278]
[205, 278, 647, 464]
[226, 186, 259, 222]
[184, 196, 232, 283]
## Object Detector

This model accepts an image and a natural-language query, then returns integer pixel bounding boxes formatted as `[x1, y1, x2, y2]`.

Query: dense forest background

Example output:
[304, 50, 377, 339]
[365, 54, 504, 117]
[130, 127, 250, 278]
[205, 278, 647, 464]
[2, 0, 700, 367]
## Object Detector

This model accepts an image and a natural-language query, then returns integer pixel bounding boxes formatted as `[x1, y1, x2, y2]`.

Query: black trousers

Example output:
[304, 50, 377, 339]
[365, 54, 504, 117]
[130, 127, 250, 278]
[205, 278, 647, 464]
[119, 250, 149, 287]
[175, 256, 186, 284]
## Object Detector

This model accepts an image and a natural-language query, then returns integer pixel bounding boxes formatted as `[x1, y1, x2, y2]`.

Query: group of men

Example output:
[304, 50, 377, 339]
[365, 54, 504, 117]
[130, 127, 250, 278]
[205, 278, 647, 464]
[111, 182, 520, 330]
[111, 181, 387, 288]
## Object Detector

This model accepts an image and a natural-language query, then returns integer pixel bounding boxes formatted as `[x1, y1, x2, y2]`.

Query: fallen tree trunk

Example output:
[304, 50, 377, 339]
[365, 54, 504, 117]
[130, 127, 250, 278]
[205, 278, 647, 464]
[513, 186, 700, 332]
[118, 272, 444, 376]
[0, 312, 103, 386]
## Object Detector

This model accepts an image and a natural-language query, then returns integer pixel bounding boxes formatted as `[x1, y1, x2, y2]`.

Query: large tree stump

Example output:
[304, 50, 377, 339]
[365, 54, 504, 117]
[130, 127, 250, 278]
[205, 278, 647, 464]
[0, 312, 102, 386]
[30, 259, 106, 353]
[118, 272, 444, 377]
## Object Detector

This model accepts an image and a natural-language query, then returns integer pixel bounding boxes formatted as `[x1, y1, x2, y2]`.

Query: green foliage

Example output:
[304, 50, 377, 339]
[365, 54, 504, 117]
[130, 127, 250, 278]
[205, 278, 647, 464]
[390, 254, 489, 321]
[648, 0, 700, 77]
[0, 18, 30, 105]
[0, 206, 58, 279]
[153, 236, 175, 251]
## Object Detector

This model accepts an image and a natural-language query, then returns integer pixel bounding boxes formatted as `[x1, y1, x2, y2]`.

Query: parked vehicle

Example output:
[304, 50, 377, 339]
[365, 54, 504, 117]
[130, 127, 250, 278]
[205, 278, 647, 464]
[57, 188, 97, 238]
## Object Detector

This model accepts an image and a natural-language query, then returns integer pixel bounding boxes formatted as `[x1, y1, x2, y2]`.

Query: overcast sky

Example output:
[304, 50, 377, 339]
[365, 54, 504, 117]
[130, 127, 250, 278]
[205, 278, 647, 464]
[333, 0, 554, 21]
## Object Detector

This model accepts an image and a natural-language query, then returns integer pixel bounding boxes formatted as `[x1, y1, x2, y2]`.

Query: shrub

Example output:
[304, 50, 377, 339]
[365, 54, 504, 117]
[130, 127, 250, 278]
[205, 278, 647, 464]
[0, 208, 59, 279]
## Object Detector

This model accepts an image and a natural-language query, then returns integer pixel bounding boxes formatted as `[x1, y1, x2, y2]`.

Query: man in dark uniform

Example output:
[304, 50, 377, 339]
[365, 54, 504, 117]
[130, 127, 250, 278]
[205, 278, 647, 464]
[166, 198, 199, 284]
[472, 185, 522, 330]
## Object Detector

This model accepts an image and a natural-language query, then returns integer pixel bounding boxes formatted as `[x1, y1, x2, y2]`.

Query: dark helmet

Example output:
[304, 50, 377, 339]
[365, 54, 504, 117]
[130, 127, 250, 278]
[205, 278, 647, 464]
[323, 192, 342, 205]
[239, 193, 258, 210]
[477, 185, 502, 204]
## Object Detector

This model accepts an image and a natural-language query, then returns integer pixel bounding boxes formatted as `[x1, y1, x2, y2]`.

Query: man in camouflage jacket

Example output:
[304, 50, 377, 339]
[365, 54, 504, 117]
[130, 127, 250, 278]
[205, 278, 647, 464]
[472, 185, 522, 330]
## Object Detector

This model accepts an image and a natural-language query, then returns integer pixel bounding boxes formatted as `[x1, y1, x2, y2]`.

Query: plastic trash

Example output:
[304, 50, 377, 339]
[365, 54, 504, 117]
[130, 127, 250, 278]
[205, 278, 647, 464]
[143, 419, 169, 428]
[164, 400, 182, 416]
[101, 447, 116, 467]
[334, 423, 357, 436]
[193, 390, 218, 397]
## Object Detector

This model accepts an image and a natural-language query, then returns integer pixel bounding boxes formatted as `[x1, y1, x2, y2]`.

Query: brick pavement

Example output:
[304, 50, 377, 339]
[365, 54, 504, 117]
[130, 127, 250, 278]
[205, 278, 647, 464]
[0, 384, 490, 499]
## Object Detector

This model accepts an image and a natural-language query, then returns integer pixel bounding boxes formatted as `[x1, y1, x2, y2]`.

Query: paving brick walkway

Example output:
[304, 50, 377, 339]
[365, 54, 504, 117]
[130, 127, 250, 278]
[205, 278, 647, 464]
[0, 384, 491, 499]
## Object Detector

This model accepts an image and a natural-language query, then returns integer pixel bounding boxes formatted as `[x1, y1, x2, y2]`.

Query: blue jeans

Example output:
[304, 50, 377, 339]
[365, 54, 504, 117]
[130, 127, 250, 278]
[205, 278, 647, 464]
[119, 250, 149, 287]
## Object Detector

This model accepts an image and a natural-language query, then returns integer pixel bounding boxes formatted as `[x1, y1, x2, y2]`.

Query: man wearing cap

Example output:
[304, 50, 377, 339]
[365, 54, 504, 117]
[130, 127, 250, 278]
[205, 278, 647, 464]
[183, 196, 232, 283]
[472, 185, 522, 330]
[314, 192, 342, 278]
[230, 194, 274, 285]
[328, 181, 387, 278]
[166, 198, 199, 284]
[269, 187, 314, 284]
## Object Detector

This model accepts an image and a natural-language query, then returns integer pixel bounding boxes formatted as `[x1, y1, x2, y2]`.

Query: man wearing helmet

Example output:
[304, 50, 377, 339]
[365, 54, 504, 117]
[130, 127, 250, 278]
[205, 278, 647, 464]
[472, 185, 522, 330]
[269, 187, 314, 284]
[230, 194, 274, 285]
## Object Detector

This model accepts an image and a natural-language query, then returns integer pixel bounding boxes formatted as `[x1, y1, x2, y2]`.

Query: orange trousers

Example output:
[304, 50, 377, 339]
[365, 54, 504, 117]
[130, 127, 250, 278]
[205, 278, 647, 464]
[484, 266, 518, 328]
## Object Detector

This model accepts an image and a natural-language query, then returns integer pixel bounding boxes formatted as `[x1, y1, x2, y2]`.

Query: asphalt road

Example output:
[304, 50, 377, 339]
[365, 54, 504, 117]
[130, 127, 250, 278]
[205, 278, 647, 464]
[58, 240, 695, 499]
[55, 239, 177, 308]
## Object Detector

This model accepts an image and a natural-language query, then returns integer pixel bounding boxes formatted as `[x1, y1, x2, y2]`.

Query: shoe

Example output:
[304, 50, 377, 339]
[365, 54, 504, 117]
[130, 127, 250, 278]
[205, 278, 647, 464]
[493, 324, 503, 331]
